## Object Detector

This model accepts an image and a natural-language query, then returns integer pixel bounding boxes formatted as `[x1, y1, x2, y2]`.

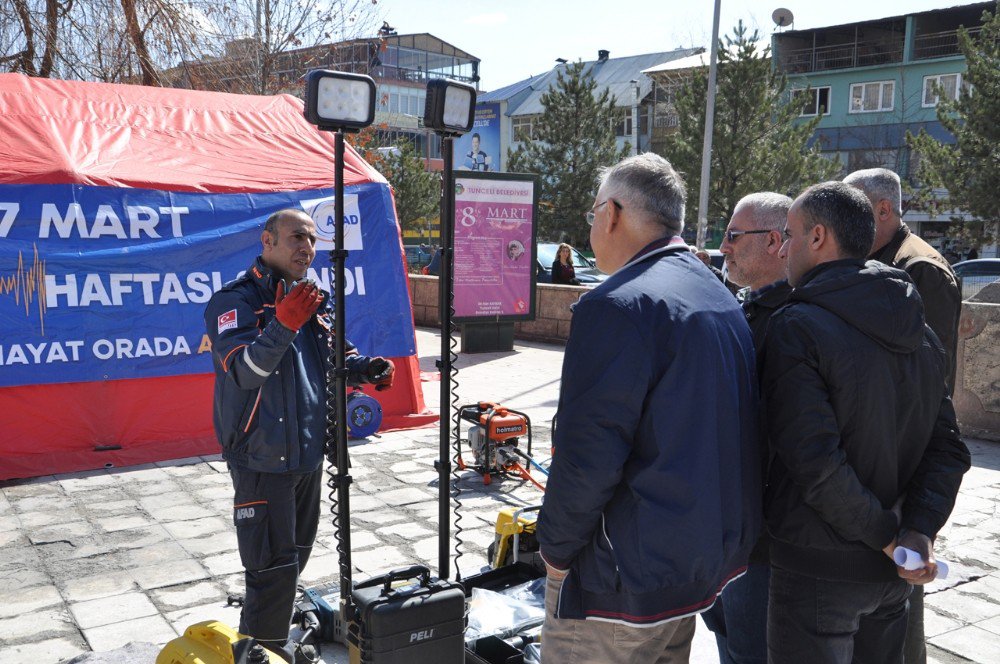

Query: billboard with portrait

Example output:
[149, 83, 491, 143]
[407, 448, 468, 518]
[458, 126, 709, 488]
[453, 102, 501, 173]
[452, 172, 537, 323]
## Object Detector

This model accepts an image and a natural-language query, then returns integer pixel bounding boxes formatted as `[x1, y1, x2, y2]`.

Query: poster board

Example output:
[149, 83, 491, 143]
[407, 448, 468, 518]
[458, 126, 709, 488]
[451, 172, 538, 323]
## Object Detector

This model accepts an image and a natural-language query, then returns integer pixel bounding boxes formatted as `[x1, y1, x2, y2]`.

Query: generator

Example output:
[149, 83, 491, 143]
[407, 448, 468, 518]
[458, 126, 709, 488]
[456, 402, 543, 490]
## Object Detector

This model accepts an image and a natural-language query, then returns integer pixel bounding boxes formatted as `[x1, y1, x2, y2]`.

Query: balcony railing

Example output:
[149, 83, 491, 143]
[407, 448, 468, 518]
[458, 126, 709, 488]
[777, 39, 904, 73]
[912, 26, 983, 60]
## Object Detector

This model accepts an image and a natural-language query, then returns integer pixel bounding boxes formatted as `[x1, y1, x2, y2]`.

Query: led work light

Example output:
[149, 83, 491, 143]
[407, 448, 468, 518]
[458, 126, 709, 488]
[423, 79, 476, 136]
[304, 70, 376, 132]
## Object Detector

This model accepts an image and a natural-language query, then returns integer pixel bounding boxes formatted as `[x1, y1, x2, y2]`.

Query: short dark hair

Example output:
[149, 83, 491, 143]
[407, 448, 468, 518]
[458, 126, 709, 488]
[472, 133, 481, 141]
[797, 182, 875, 259]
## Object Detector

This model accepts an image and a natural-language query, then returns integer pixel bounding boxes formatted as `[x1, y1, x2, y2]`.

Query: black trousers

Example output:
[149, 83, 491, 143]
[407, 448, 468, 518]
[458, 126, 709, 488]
[229, 465, 323, 662]
[768, 566, 911, 664]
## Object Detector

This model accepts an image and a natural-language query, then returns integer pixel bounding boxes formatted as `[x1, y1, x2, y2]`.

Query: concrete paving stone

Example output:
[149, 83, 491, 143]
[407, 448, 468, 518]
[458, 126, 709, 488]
[28, 519, 95, 545]
[1, 564, 50, 591]
[138, 493, 199, 512]
[0, 477, 57, 497]
[145, 503, 216, 523]
[70, 591, 158, 629]
[0, 638, 86, 664]
[375, 522, 433, 540]
[82, 614, 177, 652]
[316, 530, 380, 551]
[17, 509, 86, 532]
[43, 555, 121, 585]
[12, 494, 75, 514]
[61, 572, 139, 603]
[123, 540, 191, 569]
[93, 513, 157, 534]
[201, 550, 244, 577]
[0, 513, 17, 532]
[931, 625, 1000, 663]
[156, 460, 206, 477]
[351, 511, 406, 525]
[974, 518, 1000, 536]
[936, 523, 982, 546]
[203, 459, 228, 473]
[192, 485, 233, 504]
[58, 471, 119, 492]
[350, 494, 387, 512]
[0, 530, 24, 548]
[0, 492, 10, 512]
[163, 516, 231, 540]
[218, 573, 244, 597]
[388, 460, 430, 474]
[105, 524, 172, 551]
[955, 542, 1000, 570]
[69, 486, 130, 504]
[176, 531, 234, 557]
[164, 600, 242, 635]
[351, 546, 410, 575]
[926, 643, 979, 664]
[925, 607, 965, 638]
[112, 464, 172, 482]
[131, 558, 210, 591]
[0, 584, 63, 619]
[300, 553, 341, 585]
[127, 480, 185, 497]
[80, 499, 143, 518]
[150, 580, 223, 610]
[927, 587, 1000, 623]
[979, 615, 1000, 637]
[0, 608, 76, 641]
[926, 560, 992, 593]
[378, 488, 434, 507]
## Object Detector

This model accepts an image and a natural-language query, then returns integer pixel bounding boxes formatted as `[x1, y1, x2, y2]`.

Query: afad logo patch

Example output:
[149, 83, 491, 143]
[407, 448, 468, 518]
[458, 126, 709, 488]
[218, 309, 238, 334]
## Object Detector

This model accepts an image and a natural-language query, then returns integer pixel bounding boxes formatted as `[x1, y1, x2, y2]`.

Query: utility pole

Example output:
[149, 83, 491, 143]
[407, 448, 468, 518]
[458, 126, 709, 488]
[696, 0, 722, 249]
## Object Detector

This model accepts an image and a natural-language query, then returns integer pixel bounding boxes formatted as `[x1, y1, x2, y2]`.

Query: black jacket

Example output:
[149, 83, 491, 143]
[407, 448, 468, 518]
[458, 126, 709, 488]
[762, 260, 969, 582]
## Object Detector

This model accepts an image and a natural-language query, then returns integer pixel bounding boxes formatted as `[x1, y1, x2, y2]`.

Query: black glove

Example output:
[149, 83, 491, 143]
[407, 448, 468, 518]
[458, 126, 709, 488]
[366, 357, 395, 391]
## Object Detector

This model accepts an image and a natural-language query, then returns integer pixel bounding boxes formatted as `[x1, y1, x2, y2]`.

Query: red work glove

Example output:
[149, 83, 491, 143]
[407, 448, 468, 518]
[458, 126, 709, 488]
[275, 280, 322, 331]
[366, 358, 395, 391]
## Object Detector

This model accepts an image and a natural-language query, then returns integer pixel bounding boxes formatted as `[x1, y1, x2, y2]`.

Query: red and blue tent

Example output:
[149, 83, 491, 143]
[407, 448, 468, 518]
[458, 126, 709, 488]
[0, 73, 436, 480]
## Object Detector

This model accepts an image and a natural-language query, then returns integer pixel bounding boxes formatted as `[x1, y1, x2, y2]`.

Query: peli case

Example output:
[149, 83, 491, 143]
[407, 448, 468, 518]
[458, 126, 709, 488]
[347, 565, 466, 664]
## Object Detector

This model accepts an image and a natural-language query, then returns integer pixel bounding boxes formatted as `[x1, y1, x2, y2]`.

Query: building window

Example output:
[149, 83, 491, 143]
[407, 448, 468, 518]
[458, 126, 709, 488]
[612, 109, 633, 137]
[849, 81, 895, 113]
[922, 73, 961, 107]
[795, 87, 831, 116]
[512, 116, 536, 141]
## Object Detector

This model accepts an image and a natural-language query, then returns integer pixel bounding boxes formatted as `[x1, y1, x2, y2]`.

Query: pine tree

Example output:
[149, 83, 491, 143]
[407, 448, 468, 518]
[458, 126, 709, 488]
[661, 22, 840, 244]
[380, 138, 440, 234]
[907, 7, 1000, 247]
[508, 61, 630, 246]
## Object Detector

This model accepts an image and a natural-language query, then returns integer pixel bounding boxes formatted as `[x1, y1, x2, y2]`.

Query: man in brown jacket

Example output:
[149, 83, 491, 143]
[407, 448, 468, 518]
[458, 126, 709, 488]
[844, 168, 963, 664]
[845, 168, 961, 389]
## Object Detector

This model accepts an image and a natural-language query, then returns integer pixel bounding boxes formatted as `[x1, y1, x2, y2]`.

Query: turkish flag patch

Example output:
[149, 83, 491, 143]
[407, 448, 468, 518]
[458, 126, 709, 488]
[218, 309, 238, 333]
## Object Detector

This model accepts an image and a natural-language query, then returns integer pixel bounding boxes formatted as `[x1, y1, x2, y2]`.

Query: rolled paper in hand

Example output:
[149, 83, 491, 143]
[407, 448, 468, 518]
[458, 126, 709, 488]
[892, 546, 950, 580]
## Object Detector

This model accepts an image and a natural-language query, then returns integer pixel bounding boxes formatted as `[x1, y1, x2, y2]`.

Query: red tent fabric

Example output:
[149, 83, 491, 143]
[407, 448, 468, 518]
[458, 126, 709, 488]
[0, 74, 436, 480]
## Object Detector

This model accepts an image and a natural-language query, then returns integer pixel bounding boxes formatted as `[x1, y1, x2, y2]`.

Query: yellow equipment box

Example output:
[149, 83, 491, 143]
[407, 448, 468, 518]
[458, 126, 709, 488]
[157, 620, 282, 664]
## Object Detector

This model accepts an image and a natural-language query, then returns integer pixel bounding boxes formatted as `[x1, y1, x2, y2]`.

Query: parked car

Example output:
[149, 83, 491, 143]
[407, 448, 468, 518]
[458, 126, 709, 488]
[953, 258, 1000, 299]
[404, 245, 433, 271]
[536, 242, 607, 284]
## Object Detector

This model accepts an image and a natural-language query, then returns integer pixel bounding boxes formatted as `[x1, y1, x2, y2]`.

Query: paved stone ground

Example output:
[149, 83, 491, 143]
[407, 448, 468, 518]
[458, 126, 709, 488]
[0, 327, 997, 663]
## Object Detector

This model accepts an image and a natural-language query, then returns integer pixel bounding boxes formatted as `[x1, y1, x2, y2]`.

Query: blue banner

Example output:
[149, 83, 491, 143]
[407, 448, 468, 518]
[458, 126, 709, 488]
[0, 182, 414, 388]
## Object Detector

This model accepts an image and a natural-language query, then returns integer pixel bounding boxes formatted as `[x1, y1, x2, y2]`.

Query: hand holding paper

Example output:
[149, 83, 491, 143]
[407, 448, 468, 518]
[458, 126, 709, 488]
[893, 546, 949, 580]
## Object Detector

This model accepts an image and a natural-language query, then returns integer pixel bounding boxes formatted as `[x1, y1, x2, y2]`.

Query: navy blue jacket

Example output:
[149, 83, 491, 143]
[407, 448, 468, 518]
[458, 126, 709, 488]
[204, 257, 373, 473]
[538, 243, 761, 625]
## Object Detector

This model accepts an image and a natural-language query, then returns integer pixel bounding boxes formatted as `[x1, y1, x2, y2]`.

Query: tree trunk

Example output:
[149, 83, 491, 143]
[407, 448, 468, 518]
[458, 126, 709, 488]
[121, 0, 160, 86]
[13, 0, 37, 75]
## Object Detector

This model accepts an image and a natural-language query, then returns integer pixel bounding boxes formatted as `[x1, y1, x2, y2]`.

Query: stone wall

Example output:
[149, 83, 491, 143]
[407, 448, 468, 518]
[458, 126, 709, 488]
[955, 297, 1000, 441]
[408, 274, 1000, 439]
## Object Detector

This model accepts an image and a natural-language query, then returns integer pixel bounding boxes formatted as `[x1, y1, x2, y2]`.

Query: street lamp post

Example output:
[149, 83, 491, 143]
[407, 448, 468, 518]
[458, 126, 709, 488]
[423, 78, 476, 581]
[303, 68, 376, 621]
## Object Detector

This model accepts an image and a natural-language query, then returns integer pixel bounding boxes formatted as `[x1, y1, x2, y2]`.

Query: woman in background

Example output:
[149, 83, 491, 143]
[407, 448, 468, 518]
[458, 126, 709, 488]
[551, 243, 580, 285]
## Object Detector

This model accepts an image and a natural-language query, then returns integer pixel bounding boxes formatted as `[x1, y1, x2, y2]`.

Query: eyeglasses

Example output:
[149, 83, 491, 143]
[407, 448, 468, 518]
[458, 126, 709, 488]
[724, 229, 773, 243]
[585, 199, 622, 225]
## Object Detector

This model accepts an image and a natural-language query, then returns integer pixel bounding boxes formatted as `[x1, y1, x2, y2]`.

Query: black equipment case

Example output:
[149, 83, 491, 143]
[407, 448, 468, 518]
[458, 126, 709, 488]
[347, 565, 466, 664]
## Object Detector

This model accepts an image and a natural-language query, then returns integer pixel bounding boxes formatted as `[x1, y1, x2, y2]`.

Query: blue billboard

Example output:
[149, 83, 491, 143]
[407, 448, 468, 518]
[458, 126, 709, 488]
[454, 103, 502, 173]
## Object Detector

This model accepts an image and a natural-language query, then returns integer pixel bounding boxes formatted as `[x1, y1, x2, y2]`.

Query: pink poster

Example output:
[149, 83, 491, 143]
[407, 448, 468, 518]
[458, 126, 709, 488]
[452, 174, 537, 321]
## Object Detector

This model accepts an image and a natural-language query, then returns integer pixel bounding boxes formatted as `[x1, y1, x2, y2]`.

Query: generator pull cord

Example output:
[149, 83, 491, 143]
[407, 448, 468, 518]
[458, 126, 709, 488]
[436, 134, 465, 582]
[325, 129, 354, 624]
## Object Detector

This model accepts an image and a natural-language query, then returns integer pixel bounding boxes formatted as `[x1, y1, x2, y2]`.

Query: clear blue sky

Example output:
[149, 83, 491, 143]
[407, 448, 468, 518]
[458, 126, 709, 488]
[374, 0, 986, 90]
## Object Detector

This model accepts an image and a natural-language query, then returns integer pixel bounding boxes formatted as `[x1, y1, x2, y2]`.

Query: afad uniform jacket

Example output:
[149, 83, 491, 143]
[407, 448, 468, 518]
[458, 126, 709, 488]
[762, 259, 970, 583]
[204, 257, 374, 474]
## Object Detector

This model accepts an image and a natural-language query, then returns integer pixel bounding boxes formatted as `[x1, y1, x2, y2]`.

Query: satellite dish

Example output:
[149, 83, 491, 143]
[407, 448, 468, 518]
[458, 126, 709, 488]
[772, 7, 794, 28]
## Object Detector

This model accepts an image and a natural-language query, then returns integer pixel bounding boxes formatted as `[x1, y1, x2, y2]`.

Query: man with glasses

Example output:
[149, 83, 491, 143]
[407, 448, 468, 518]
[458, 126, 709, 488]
[538, 153, 761, 662]
[762, 182, 968, 664]
[702, 192, 792, 664]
